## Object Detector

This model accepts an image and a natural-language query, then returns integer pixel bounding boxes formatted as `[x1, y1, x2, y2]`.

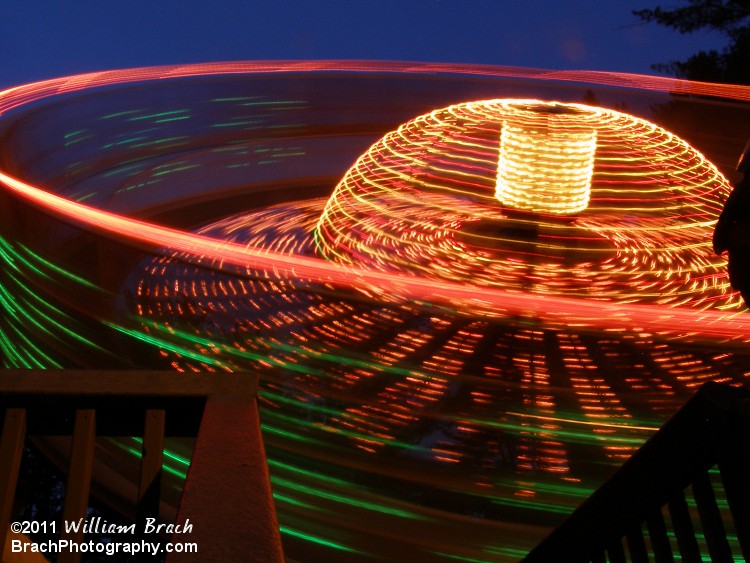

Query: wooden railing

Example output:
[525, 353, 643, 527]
[523, 381, 750, 562]
[0, 369, 283, 563]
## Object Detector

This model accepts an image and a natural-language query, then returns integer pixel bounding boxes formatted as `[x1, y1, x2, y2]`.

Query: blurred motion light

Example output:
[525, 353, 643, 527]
[1, 62, 749, 563]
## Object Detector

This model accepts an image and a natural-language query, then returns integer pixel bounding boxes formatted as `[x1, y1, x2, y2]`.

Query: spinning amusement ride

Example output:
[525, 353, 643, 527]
[0, 62, 749, 561]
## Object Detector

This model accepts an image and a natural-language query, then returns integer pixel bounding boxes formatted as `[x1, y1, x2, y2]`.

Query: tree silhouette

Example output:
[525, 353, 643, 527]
[634, 0, 750, 84]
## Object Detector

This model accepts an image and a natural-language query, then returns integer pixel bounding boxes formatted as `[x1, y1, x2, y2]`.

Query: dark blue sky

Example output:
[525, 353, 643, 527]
[0, 1, 726, 90]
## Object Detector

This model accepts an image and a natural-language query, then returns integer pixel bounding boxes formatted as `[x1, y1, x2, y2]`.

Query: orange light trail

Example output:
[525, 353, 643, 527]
[2, 61, 750, 116]
[2, 165, 750, 343]
[3, 62, 750, 563]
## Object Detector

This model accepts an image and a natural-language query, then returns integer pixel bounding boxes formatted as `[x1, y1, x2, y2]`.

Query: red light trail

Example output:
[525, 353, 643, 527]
[2, 62, 750, 562]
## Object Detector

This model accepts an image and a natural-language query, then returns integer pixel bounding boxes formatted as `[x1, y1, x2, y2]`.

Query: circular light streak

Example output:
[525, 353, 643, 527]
[0, 64, 748, 340]
[1, 63, 750, 562]
[314, 98, 735, 312]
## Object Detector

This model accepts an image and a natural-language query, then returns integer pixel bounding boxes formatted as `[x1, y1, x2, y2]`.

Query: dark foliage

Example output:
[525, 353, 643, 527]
[634, 0, 750, 84]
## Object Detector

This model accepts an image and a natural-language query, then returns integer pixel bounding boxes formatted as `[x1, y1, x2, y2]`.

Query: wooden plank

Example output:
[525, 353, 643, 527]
[0, 409, 26, 555]
[0, 370, 276, 562]
[718, 439, 750, 560]
[59, 409, 96, 563]
[0, 370, 256, 398]
[168, 393, 283, 562]
[692, 470, 733, 562]
[606, 537, 626, 563]
[646, 506, 674, 563]
[625, 524, 649, 563]
[667, 489, 701, 563]
[137, 409, 165, 526]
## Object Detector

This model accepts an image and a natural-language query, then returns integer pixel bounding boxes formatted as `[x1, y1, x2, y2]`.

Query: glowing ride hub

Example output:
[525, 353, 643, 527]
[495, 102, 597, 215]
[314, 98, 732, 309]
[0, 63, 749, 562]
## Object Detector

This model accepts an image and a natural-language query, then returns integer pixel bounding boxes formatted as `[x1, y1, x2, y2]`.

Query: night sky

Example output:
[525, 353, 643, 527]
[0, 1, 728, 90]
